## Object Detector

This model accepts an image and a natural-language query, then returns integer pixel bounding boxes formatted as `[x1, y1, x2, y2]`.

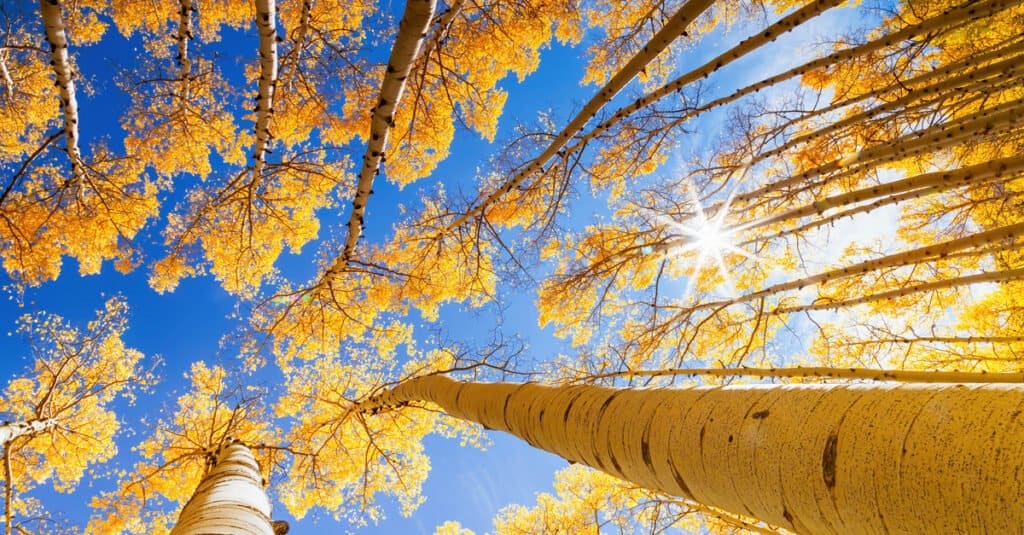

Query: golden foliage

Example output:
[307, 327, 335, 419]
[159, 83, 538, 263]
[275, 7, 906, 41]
[0, 297, 148, 526]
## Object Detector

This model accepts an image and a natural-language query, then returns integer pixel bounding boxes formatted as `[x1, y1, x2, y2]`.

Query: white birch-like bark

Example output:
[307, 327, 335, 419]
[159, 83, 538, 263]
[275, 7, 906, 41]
[741, 38, 1024, 158]
[361, 376, 1024, 533]
[292, 0, 312, 49]
[39, 0, 83, 181]
[252, 0, 278, 179]
[737, 95, 1024, 203]
[748, 55, 1024, 166]
[637, 157, 1024, 256]
[169, 442, 275, 535]
[0, 48, 13, 102]
[440, 0, 716, 234]
[1, 419, 58, 534]
[744, 155, 1024, 235]
[699, 156, 1024, 252]
[335, 0, 437, 265]
[771, 267, 1024, 314]
[560, 0, 848, 156]
[280, 0, 311, 90]
[577, 0, 1017, 159]
[415, 0, 464, 69]
[750, 172, 1023, 245]
[0, 419, 57, 445]
[672, 221, 1024, 314]
[177, 0, 193, 100]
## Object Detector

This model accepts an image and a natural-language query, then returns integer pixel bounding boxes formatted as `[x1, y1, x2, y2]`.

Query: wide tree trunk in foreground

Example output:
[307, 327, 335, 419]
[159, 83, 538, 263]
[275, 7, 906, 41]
[170, 442, 276, 535]
[363, 377, 1024, 534]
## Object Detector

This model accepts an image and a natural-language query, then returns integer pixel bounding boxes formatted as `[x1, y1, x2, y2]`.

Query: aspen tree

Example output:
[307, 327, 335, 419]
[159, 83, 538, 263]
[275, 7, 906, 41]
[359, 375, 1024, 533]
[151, 0, 351, 296]
[0, 298, 149, 535]
[0, 1, 160, 284]
[176, 0, 193, 100]
[259, 0, 724, 358]
[251, 0, 279, 181]
[86, 361, 282, 534]
[88, 333, 492, 532]
[331, 0, 586, 191]
[272, 0, 373, 148]
[572, 0, 1019, 161]
[536, 0, 1023, 372]
[447, 0, 1015, 235]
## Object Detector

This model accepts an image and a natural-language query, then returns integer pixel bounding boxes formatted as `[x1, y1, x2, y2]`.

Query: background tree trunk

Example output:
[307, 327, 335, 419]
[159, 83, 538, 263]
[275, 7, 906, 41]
[364, 376, 1024, 533]
[0, 419, 56, 445]
[170, 442, 275, 535]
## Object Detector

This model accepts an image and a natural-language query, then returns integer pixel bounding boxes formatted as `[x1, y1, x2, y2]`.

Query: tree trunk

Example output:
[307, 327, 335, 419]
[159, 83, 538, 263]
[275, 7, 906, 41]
[39, 0, 84, 181]
[251, 0, 279, 178]
[2, 419, 56, 535]
[0, 419, 56, 444]
[170, 442, 275, 535]
[362, 376, 1024, 534]
[337, 0, 436, 264]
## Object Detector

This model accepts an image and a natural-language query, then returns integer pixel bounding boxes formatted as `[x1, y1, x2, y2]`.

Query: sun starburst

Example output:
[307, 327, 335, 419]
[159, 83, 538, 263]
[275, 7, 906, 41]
[652, 181, 756, 302]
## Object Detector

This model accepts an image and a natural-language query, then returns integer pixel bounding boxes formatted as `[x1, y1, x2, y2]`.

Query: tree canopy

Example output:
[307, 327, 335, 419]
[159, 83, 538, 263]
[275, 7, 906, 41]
[0, 0, 1022, 532]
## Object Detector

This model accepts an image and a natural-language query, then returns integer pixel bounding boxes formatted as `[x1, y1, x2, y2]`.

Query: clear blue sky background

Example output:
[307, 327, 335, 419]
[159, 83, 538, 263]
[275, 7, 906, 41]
[0, 1, 862, 532]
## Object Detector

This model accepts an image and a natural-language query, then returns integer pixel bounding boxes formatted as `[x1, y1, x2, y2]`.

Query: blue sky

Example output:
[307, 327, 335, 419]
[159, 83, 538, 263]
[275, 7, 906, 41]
[0, 1, 868, 533]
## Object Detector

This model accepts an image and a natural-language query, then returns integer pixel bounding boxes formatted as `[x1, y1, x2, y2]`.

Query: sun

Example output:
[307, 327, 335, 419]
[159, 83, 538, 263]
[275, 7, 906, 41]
[651, 182, 755, 301]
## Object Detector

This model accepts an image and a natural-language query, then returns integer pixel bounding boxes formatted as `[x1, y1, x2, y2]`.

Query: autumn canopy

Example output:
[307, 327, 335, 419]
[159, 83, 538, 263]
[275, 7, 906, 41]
[0, 0, 1022, 533]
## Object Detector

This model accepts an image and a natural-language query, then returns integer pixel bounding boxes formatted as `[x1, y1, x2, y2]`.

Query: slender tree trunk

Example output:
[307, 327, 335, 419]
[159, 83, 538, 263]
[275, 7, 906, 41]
[0, 419, 56, 444]
[251, 0, 279, 179]
[176, 0, 193, 101]
[441, 0, 715, 234]
[4, 447, 12, 535]
[0, 48, 13, 102]
[170, 442, 276, 535]
[337, 0, 437, 264]
[1, 419, 56, 535]
[362, 376, 1024, 534]
[39, 0, 83, 181]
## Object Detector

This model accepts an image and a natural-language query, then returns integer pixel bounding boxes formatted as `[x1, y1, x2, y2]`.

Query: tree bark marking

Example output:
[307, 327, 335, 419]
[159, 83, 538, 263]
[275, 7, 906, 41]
[252, 0, 279, 179]
[692, 386, 774, 519]
[0, 419, 58, 445]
